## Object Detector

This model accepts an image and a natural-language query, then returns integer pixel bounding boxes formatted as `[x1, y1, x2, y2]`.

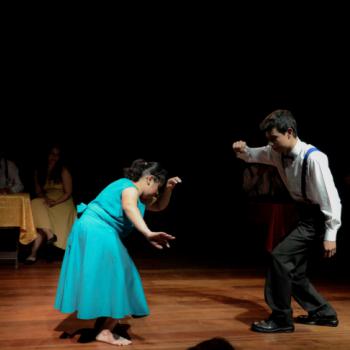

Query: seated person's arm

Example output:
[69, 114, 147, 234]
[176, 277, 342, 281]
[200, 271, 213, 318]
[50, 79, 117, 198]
[34, 171, 45, 198]
[47, 167, 73, 206]
[8, 161, 24, 193]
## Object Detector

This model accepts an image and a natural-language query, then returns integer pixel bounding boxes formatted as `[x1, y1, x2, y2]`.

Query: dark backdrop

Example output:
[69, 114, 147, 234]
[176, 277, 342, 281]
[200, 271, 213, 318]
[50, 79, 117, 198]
[3, 27, 350, 275]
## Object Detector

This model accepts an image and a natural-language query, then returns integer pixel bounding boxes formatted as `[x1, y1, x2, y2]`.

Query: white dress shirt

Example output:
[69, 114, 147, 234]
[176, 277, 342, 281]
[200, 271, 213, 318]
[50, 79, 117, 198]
[237, 138, 342, 241]
[0, 158, 24, 194]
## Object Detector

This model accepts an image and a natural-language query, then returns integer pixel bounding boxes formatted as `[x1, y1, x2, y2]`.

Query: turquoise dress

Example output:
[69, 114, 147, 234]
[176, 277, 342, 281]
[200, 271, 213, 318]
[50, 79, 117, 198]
[54, 178, 149, 319]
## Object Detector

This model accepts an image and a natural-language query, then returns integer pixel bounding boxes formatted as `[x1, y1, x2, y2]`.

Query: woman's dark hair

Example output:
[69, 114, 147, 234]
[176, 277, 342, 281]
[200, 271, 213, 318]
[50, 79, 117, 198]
[37, 144, 65, 187]
[259, 109, 298, 137]
[123, 159, 168, 185]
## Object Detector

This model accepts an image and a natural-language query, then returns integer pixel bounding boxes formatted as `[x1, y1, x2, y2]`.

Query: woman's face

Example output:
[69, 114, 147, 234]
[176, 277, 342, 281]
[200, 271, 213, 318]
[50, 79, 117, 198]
[48, 147, 61, 165]
[142, 176, 161, 199]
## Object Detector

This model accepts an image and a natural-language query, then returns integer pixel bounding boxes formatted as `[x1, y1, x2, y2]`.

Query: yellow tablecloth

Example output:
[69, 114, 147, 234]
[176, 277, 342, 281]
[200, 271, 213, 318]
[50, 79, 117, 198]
[0, 193, 37, 245]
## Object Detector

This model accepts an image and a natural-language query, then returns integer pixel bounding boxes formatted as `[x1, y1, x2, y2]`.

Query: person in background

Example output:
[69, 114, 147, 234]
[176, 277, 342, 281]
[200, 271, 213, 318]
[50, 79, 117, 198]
[0, 146, 25, 253]
[25, 144, 76, 264]
[0, 148, 24, 194]
[187, 337, 235, 350]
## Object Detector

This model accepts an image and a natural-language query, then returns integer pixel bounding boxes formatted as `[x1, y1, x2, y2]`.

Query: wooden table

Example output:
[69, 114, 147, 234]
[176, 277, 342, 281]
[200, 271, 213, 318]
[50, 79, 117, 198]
[0, 193, 37, 267]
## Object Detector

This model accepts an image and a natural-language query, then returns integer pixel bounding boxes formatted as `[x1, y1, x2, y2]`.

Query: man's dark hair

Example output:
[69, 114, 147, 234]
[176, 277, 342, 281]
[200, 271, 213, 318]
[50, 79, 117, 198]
[259, 109, 297, 137]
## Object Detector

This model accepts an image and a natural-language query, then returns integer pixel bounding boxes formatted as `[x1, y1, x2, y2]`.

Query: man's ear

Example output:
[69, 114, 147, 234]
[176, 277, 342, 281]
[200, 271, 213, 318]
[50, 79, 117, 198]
[286, 127, 294, 138]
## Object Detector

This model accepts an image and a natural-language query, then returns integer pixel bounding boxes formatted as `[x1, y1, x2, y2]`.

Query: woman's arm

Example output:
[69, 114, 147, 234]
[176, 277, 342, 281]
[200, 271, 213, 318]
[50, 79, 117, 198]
[147, 177, 182, 212]
[34, 171, 45, 198]
[122, 187, 153, 236]
[122, 187, 175, 249]
[47, 167, 73, 207]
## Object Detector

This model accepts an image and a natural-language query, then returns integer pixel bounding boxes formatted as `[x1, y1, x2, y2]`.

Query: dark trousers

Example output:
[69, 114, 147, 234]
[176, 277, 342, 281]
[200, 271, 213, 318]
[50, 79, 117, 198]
[264, 204, 337, 325]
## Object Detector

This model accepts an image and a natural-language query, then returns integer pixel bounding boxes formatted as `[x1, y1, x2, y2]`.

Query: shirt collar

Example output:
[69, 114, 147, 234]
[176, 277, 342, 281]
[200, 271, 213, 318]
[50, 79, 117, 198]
[288, 138, 301, 159]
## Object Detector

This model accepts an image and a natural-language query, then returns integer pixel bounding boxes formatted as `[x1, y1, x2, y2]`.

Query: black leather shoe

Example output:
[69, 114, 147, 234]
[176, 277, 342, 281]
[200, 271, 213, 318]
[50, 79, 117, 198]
[24, 257, 37, 265]
[251, 319, 295, 333]
[47, 233, 57, 245]
[295, 314, 338, 327]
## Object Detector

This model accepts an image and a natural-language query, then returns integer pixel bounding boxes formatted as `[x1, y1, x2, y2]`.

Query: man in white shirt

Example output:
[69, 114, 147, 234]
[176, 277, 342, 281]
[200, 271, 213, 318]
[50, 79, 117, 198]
[0, 150, 24, 194]
[233, 109, 341, 333]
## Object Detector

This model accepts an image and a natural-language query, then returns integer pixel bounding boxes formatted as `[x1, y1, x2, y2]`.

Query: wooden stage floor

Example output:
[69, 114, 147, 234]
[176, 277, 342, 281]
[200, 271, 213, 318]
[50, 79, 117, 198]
[0, 258, 349, 350]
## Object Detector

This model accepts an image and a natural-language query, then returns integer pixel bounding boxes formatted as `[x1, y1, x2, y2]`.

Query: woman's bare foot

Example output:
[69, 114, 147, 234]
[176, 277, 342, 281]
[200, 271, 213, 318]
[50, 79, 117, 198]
[96, 329, 132, 346]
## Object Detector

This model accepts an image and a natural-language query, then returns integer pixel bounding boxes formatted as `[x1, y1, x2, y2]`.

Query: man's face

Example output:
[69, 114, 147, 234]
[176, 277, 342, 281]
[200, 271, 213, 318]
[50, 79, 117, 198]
[265, 127, 293, 153]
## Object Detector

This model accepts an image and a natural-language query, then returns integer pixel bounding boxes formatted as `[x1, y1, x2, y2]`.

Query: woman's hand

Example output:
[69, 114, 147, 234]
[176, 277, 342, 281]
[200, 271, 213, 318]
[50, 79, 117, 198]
[147, 231, 176, 249]
[44, 198, 58, 207]
[166, 177, 182, 190]
[146, 177, 182, 212]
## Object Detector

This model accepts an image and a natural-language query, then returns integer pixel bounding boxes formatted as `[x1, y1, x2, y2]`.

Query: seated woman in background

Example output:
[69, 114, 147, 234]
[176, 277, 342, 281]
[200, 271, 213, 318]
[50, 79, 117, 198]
[25, 144, 76, 264]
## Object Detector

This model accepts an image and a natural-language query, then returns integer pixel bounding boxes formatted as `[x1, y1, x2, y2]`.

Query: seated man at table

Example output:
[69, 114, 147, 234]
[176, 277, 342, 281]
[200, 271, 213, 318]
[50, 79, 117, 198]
[0, 148, 24, 194]
[0, 148, 24, 254]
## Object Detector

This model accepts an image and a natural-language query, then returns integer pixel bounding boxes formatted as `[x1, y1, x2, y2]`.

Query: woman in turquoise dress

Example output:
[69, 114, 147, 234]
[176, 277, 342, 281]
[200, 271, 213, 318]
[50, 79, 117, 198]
[54, 159, 181, 346]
